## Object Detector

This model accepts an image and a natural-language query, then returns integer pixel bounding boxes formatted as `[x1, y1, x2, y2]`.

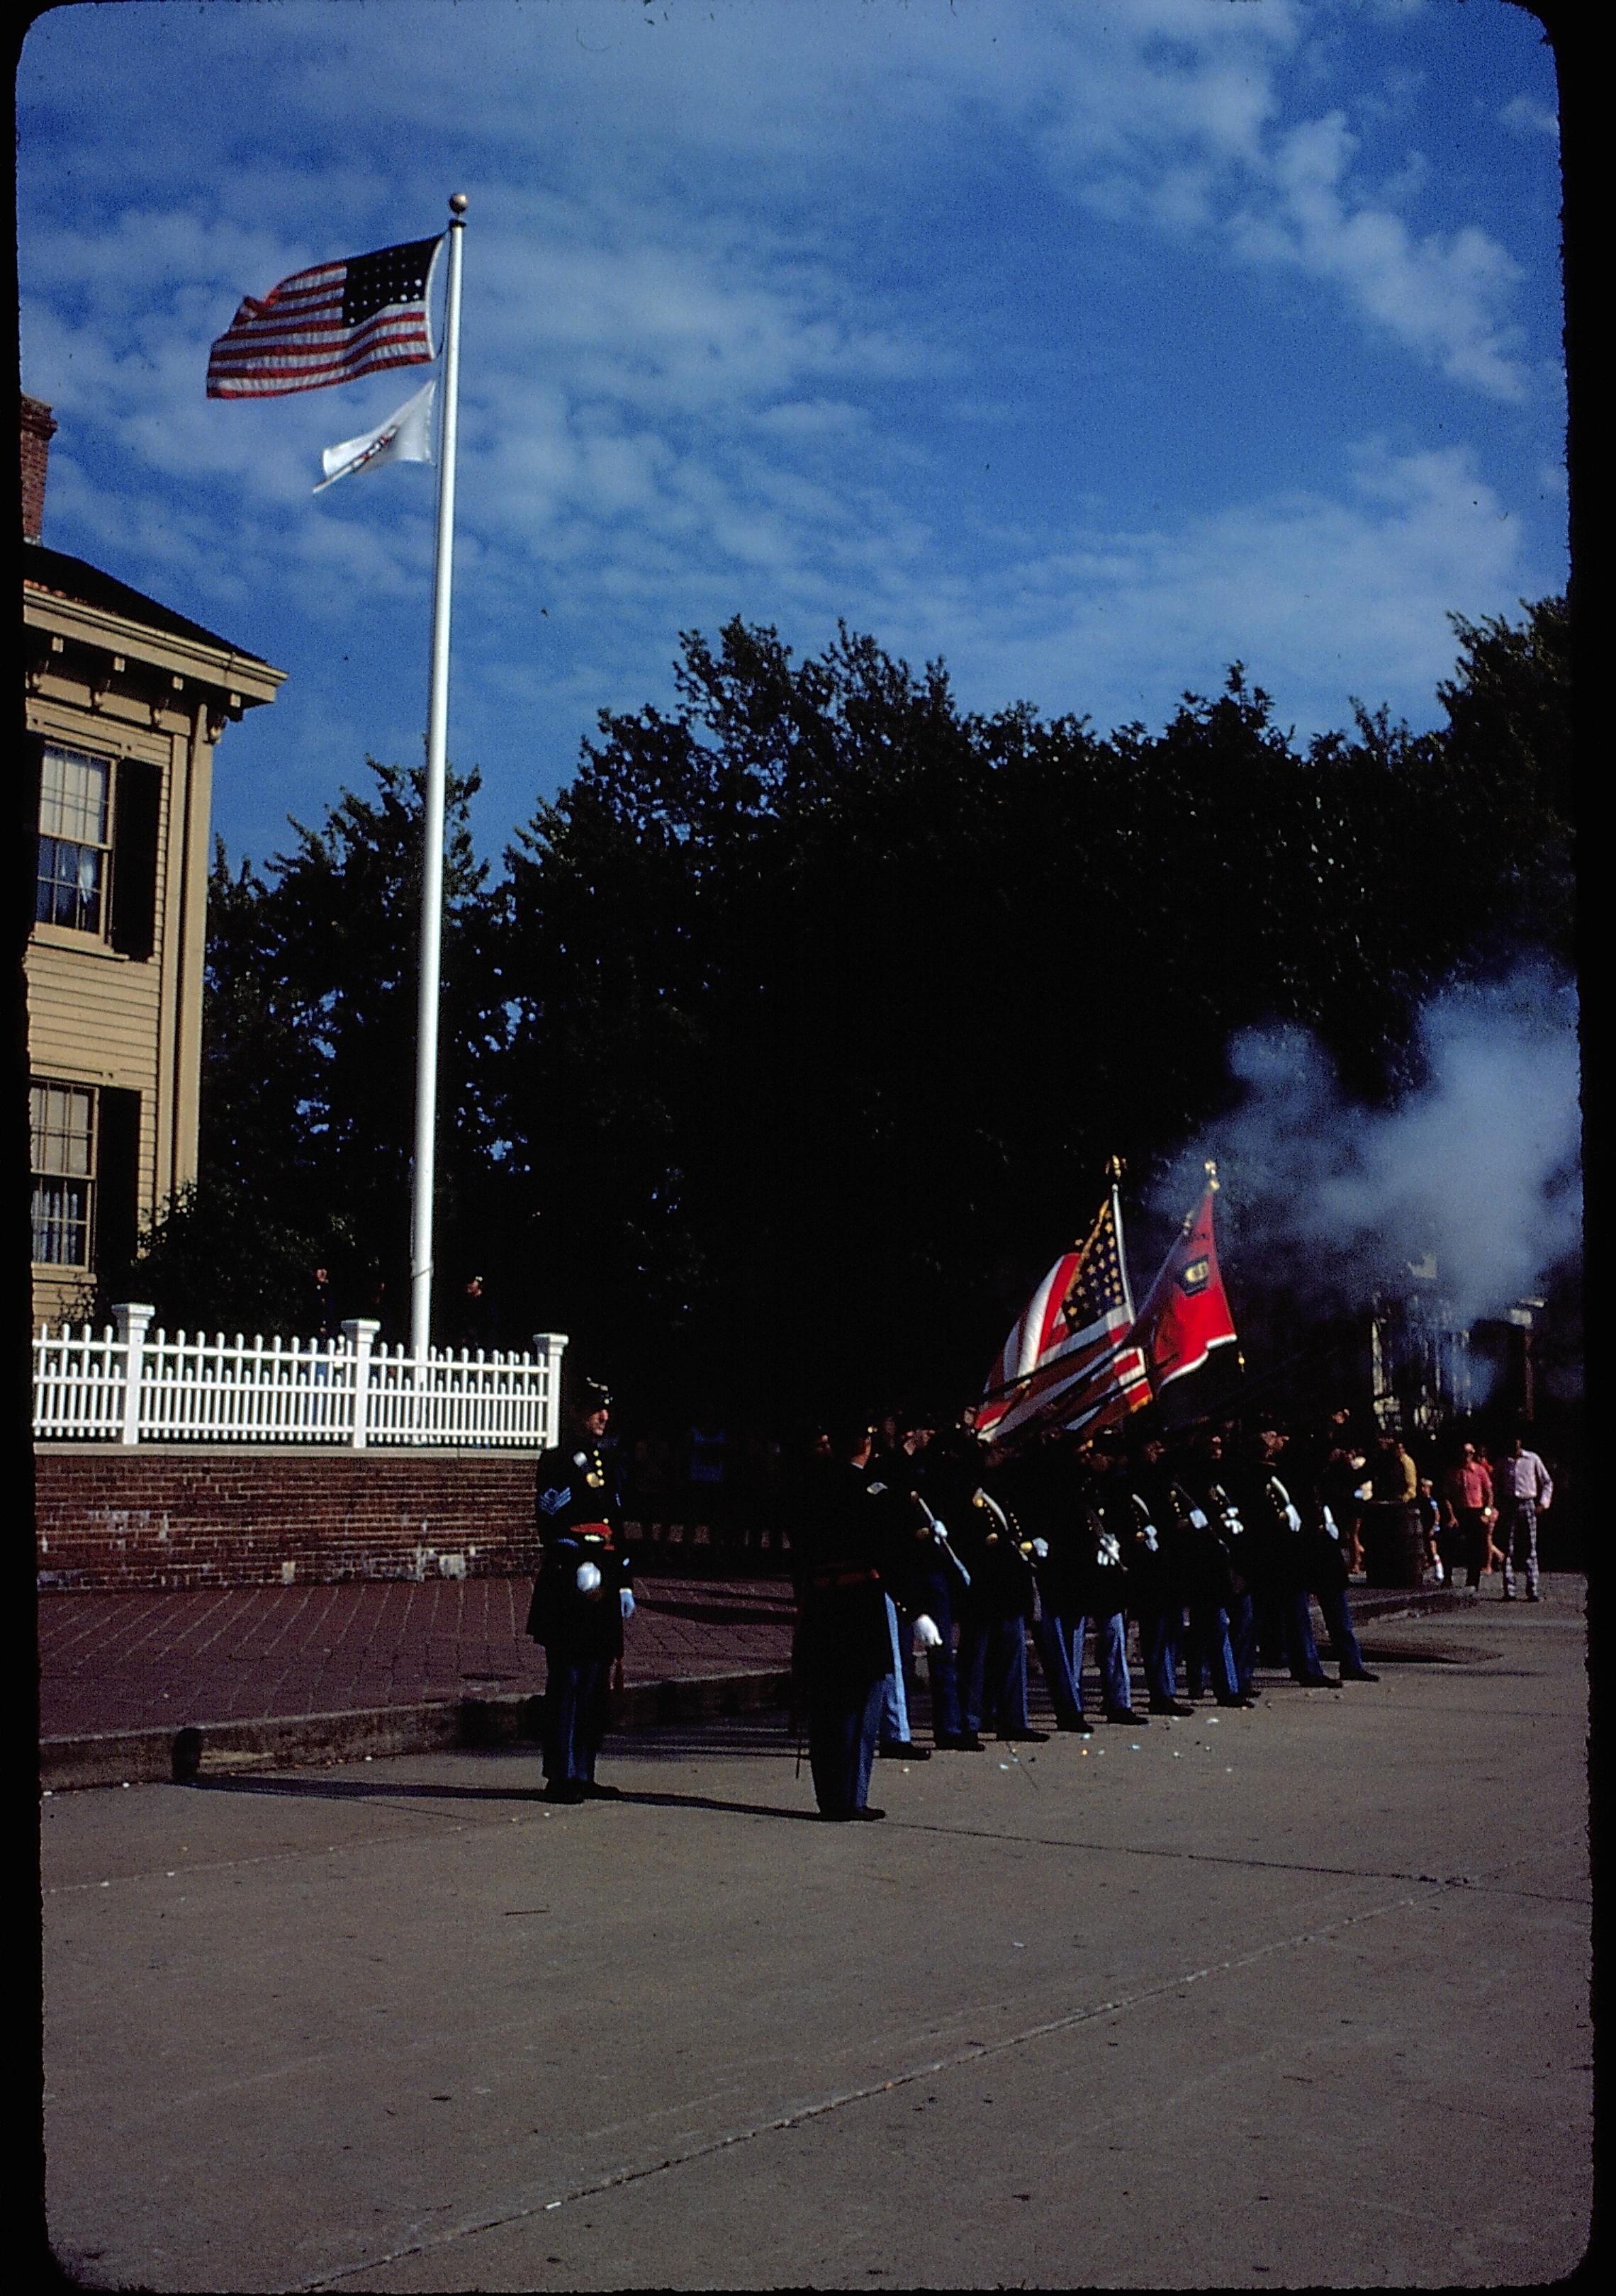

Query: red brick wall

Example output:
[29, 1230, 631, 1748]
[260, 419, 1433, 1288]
[35, 1448, 542, 1591]
[21, 393, 57, 542]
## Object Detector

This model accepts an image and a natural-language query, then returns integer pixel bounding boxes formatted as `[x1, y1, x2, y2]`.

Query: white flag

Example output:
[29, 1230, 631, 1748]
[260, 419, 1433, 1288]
[314, 378, 436, 493]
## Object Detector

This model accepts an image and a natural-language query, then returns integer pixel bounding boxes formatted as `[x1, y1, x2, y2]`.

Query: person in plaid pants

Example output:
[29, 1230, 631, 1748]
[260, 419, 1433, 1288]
[1493, 1434, 1553, 1602]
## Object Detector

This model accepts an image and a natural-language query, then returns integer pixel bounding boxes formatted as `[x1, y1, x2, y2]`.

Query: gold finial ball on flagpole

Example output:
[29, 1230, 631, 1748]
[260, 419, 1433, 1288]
[449, 192, 469, 215]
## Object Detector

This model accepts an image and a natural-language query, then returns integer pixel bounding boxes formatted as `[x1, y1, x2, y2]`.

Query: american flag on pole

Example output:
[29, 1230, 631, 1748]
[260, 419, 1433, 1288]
[977, 1182, 1150, 1453]
[206, 237, 442, 399]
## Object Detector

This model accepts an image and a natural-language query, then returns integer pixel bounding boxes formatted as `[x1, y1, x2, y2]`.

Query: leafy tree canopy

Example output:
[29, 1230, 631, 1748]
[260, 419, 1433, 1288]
[109, 601, 1571, 1423]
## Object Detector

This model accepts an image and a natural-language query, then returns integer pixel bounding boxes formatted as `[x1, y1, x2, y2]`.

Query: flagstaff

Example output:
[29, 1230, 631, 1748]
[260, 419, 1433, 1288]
[410, 191, 468, 1361]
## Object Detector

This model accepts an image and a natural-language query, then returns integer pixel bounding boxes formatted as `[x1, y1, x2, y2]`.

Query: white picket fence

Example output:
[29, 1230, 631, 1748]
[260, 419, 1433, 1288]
[32, 1306, 568, 1450]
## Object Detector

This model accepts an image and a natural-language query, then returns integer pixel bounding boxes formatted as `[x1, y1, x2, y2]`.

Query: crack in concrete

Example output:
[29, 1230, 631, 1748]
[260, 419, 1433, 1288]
[286, 1878, 1454, 2293]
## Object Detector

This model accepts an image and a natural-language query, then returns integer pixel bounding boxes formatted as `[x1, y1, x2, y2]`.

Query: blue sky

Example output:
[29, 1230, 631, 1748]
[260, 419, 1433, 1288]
[20, 0, 1566, 870]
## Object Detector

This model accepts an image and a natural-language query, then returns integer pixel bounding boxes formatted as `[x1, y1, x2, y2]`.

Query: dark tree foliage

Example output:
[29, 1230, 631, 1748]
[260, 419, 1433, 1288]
[496, 602, 1571, 1422]
[111, 600, 1569, 1416]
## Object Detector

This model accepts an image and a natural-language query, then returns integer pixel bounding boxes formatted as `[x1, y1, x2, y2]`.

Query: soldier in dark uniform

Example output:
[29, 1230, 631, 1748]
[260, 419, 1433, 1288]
[898, 1416, 975, 1750]
[950, 1428, 1048, 1745]
[1113, 1435, 1196, 1715]
[793, 1419, 911, 1819]
[1231, 1426, 1337, 1688]
[524, 1378, 634, 1803]
[1138, 1434, 1251, 1709]
[1072, 1430, 1150, 1724]
[1278, 1424, 1379, 1683]
[866, 1416, 933, 1761]
[993, 1429, 1088, 1735]
[1179, 1431, 1259, 1700]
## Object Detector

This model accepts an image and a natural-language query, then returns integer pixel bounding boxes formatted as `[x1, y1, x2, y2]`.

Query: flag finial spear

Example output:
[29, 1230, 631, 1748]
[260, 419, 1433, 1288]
[1107, 1153, 1124, 1183]
[1204, 1159, 1219, 1191]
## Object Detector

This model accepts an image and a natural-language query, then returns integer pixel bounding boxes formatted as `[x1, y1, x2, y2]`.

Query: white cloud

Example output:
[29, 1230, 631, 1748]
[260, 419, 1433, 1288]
[1500, 92, 1559, 141]
[1239, 111, 1529, 400]
[16, 0, 1563, 867]
[877, 441, 1534, 738]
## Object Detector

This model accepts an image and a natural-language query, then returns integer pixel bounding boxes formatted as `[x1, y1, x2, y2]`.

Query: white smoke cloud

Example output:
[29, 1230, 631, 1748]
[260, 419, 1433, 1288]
[1150, 964, 1582, 1327]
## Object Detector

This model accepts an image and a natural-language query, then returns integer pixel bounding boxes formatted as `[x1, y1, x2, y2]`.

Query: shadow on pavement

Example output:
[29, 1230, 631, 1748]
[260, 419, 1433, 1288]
[184, 1762, 822, 1825]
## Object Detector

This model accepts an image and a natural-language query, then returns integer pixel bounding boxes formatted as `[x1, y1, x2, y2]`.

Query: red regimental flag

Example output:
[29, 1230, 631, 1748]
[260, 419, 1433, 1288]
[1130, 1183, 1237, 1392]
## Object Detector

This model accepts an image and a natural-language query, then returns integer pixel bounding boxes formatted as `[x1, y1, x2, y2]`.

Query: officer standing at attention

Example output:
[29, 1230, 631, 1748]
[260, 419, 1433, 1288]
[952, 1431, 1048, 1745]
[793, 1419, 910, 1820]
[909, 1412, 988, 1750]
[1113, 1436, 1196, 1716]
[525, 1378, 634, 1803]
[1138, 1434, 1251, 1709]
[1181, 1431, 1259, 1700]
[1233, 1426, 1336, 1689]
[1074, 1431, 1151, 1726]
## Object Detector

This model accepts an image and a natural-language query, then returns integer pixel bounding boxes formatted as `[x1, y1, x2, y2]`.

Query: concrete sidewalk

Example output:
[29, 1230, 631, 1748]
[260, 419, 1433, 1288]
[38, 1569, 1486, 1790]
[38, 1581, 1591, 2289]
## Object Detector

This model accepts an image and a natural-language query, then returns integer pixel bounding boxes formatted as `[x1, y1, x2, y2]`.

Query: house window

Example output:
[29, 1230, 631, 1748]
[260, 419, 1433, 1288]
[36, 744, 112, 934]
[30, 1081, 96, 1266]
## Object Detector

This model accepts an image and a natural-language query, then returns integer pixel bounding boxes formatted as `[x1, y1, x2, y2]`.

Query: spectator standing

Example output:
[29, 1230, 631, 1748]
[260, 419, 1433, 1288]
[1493, 1434, 1553, 1602]
[1440, 1441, 1496, 1587]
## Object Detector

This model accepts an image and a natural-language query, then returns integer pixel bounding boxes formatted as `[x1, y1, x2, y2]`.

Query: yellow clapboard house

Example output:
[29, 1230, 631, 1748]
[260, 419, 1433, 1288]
[23, 393, 286, 1327]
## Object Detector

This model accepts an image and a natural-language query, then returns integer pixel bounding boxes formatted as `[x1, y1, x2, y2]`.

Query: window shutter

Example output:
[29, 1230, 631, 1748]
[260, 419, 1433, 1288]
[110, 758, 162, 960]
[94, 1087, 142, 1283]
[21, 730, 45, 918]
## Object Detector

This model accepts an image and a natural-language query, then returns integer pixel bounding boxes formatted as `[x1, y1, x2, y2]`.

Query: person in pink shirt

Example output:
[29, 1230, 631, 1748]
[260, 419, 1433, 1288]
[1441, 1441, 1496, 1589]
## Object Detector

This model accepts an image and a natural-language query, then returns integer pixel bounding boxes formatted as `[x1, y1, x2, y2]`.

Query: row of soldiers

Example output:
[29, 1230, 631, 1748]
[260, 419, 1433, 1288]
[520, 1380, 1378, 1817]
[790, 1409, 1379, 1821]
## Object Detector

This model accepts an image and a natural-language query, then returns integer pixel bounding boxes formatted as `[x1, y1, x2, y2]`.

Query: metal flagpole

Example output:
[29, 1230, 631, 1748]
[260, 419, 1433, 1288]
[410, 191, 468, 1363]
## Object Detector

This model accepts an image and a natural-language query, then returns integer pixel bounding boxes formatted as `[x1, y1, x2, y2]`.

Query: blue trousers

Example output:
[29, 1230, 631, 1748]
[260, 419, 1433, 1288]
[807, 1672, 887, 1816]
[959, 1611, 1031, 1734]
[1136, 1601, 1182, 1704]
[1032, 1609, 1083, 1727]
[1184, 1602, 1241, 1701]
[1280, 1587, 1325, 1680]
[1039, 1610, 1131, 1718]
[543, 1652, 610, 1784]
[880, 1594, 911, 1744]
[1313, 1582, 1369, 1674]
[1227, 1589, 1257, 1695]
[914, 1570, 964, 1740]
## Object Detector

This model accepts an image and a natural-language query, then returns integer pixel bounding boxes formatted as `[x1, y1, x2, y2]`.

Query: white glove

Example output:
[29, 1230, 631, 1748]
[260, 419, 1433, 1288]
[1189, 1507, 1208, 1529]
[619, 1588, 635, 1620]
[911, 1614, 943, 1653]
[1284, 1503, 1303, 1533]
[575, 1561, 602, 1594]
[1031, 1538, 1050, 1560]
[1323, 1507, 1340, 1541]
[930, 1518, 948, 1542]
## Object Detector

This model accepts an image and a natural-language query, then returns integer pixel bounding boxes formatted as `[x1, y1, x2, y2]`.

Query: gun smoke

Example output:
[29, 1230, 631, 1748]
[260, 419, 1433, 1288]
[1150, 962, 1582, 1330]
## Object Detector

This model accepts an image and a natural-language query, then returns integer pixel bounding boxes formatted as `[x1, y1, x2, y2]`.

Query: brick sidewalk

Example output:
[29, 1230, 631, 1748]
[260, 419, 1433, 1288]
[36, 1568, 1490, 1749]
[36, 1573, 798, 1741]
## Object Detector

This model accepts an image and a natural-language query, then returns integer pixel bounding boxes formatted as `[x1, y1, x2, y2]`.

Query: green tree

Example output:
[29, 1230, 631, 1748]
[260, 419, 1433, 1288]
[496, 602, 1571, 1422]
[101, 760, 505, 1339]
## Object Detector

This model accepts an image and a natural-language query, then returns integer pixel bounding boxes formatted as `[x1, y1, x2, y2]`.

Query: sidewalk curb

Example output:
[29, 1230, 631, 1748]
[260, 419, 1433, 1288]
[39, 1667, 796, 1792]
[1347, 1586, 1480, 1621]
[37, 1588, 1471, 1791]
